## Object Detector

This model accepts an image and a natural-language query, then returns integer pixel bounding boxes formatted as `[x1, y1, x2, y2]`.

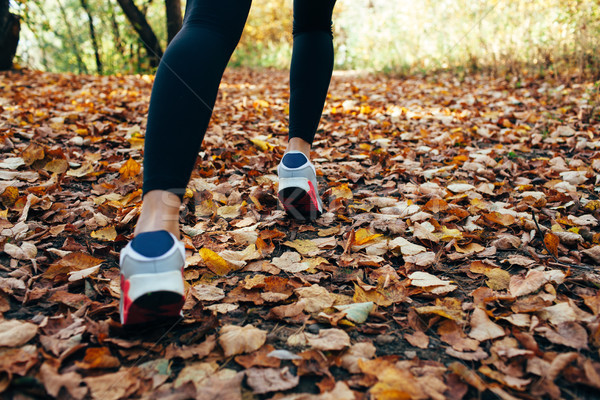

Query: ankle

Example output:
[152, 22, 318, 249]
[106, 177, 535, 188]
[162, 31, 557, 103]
[134, 190, 181, 239]
[286, 137, 311, 160]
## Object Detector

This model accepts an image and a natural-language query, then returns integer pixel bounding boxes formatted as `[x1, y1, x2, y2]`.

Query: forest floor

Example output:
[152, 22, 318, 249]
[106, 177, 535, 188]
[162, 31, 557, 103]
[0, 68, 600, 399]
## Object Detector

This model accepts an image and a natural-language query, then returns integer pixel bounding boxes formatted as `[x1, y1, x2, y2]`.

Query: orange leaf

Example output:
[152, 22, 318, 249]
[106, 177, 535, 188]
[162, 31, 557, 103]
[21, 143, 45, 166]
[544, 232, 559, 258]
[483, 212, 515, 226]
[43, 252, 104, 280]
[0, 186, 18, 206]
[119, 157, 141, 179]
[76, 347, 120, 369]
[423, 198, 448, 213]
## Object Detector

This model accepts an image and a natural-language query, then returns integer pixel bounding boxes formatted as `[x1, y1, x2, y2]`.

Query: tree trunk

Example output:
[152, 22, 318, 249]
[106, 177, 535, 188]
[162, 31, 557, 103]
[165, 0, 182, 44]
[108, 0, 124, 54]
[0, 0, 20, 70]
[80, 0, 102, 74]
[56, 0, 87, 74]
[116, 0, 163, 68]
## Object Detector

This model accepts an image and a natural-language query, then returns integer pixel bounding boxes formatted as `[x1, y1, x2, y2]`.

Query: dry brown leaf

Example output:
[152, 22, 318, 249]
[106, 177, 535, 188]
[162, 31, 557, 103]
[340, 342, 376, 374]
[245, 367, 299, 394]
[468, 308, 505, 341]
[405, 331, 429, 349]
[191, 284, 225, 302]
[218, 324, 267, 357]
[0, 319, 38, 347]
[39, 362, 87, 400]
[485, 268, 511, 291]
[3, 241, 37, 260]
[84, 368, 140, 400]
[43, 252, 104, 280]
[306, 328, 350, 351]
[294, 284, 335, 313]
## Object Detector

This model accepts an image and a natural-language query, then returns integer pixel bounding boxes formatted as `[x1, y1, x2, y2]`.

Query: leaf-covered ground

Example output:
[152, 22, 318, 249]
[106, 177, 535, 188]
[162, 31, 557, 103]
[1, 68, 600, 399]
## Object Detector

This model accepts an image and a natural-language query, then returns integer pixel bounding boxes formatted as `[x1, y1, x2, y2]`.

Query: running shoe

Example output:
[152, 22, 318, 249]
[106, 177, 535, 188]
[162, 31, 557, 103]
[277, 151, 324, 220]
[119, 230, 185, 325]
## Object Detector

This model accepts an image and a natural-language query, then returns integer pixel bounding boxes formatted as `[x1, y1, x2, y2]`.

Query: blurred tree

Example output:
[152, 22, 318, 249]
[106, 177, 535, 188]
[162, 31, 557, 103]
[0, 0, 20, 70]
[80, 0, 102, 74]
[116, 0, 163, 67]
[165, 0, 181, 44]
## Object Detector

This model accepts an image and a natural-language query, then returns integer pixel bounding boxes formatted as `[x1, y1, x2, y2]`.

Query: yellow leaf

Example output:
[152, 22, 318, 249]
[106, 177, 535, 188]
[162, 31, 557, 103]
[435, 226, 463, 241]
[44, 159, 69, 174]
[283, 239, 323, 257]
[119, 158, 141, 179]
[485, 268, 511, 291]
[584, 200, 600, 211]
[250, 138, 274, 151]
[90, 225, 117, 241]
[415, 297, 466, 323]
[354, 228, 382, 246]
[331, 184, 353, 200]
[127, 136, 145, 150]
[199, 248, 233, 276]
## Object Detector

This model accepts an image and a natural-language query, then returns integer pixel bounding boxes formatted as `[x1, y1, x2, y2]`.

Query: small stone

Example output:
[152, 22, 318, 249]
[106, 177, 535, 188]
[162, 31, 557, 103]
[375, 334, 396, 345]
[307, 324, 323, 334]
[404, 350, 417, 359]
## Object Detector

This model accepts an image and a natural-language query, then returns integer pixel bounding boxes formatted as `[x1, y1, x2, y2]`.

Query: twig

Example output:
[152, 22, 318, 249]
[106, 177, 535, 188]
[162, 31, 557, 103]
[530, 210, 594, 271]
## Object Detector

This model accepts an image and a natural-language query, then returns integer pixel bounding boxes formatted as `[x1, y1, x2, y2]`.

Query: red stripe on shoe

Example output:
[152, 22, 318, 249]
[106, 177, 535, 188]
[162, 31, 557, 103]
[121, 275, 132, 322]
[307, 181, 320, 212]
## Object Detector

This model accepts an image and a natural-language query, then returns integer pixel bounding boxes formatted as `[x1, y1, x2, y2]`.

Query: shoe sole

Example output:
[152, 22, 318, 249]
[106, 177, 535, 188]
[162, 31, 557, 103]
[278, 177, 322, 220]
[120, 270, 185, 326]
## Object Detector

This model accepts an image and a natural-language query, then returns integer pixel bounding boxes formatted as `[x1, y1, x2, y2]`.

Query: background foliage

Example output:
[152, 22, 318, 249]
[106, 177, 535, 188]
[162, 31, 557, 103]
[10, 0, 600, 77]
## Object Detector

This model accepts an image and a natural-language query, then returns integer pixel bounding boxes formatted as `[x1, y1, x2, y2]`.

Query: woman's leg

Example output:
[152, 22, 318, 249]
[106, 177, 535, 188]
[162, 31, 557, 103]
[136, 0, 252, 238]
[121, 0, 252, 325]
[278, 0, 336, 220]
[287, 0, 337, 157]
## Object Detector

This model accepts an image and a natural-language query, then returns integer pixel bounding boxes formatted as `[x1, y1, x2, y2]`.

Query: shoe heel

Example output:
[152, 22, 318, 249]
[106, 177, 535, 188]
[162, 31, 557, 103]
[121, 270, 185, 325]
[278, 177, 321, 220]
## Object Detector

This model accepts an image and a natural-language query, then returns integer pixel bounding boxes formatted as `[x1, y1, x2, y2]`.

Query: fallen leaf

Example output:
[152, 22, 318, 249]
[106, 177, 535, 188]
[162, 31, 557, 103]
[39, 362, 87, 400]
[84, 368, 140, 400]
[306, 328, 350, 351]
[75, 347, 120, 369]
[0, 319, 38, 347]
[218, 325, 267, 356]
[341, 342, 376, 374]
[43, 252, 104, 280]
[334, 302, 374, 323]
[544, 232, 559, 258]
[485, 268, 511, 291]
[90, 225, 117, 241]
[199, 248, 234, 275]
[118, 157, 141, 179]
[3, 241, 37, 260]
[192, 284, 225, 302]
[405, 331, 429, 349]
[295, 285, 335, 313]
[245, 367, 299, 394]
[468, 308, 505, 341]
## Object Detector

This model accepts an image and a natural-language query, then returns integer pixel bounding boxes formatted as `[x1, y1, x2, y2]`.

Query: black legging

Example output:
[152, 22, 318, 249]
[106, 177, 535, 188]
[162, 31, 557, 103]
[142, 0, 336, 200]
